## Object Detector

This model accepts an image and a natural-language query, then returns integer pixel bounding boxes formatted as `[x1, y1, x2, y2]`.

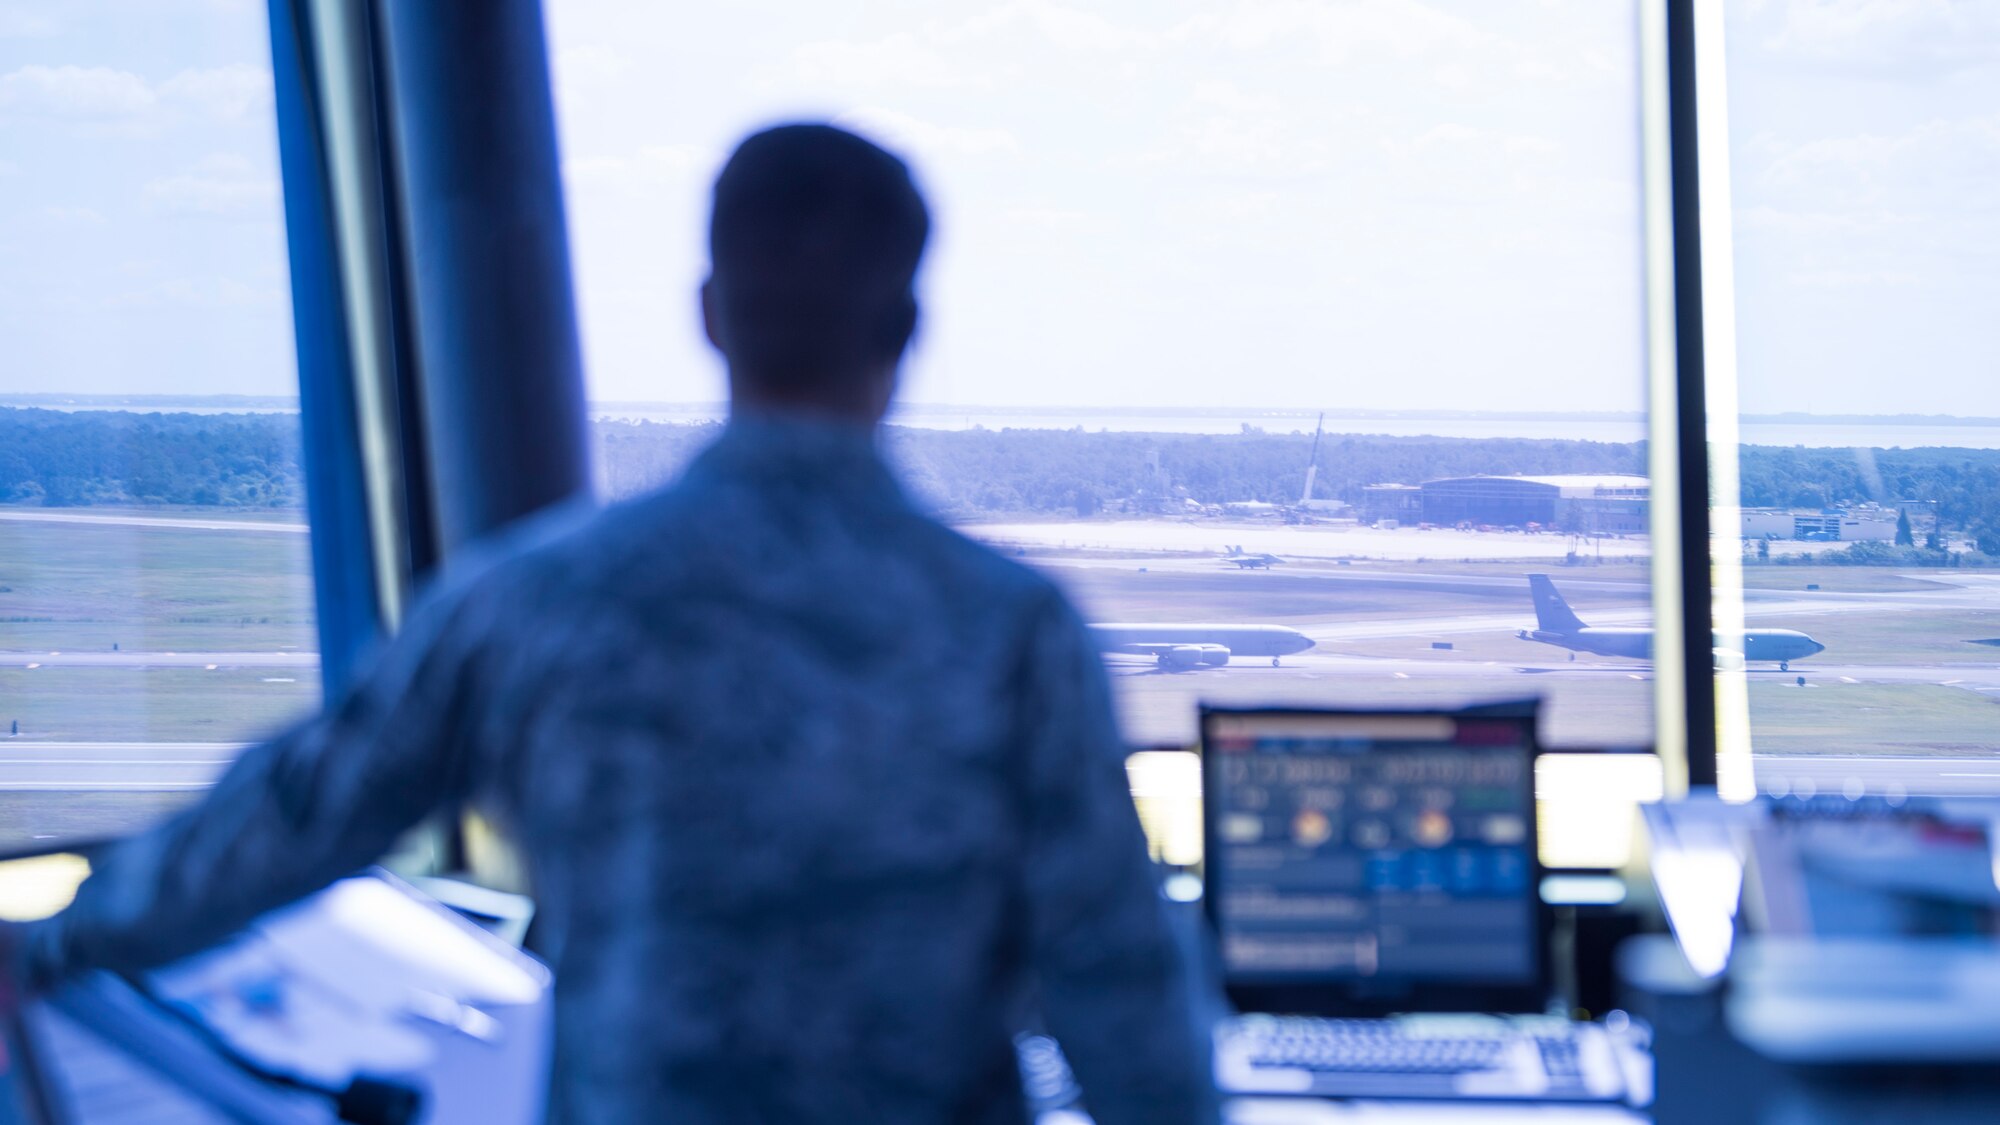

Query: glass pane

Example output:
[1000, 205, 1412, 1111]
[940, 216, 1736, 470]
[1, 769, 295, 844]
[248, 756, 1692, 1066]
[0, 4, 317, 843]
[1722, 4, 2000, 791]
[549, 0, 1653, 754]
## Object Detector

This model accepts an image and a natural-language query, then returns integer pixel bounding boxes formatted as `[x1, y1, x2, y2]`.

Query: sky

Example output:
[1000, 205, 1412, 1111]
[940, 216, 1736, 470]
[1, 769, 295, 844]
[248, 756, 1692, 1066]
[0, 0, 1993, 417]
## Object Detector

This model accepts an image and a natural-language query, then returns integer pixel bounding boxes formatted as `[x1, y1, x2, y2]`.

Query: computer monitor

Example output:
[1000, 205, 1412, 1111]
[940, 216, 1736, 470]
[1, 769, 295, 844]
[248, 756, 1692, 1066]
[1201, 706, 1548, 1016]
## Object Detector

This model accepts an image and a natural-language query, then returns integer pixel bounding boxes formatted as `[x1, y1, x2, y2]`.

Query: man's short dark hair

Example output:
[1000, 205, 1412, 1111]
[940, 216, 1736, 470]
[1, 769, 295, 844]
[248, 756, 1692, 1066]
[708, 123, 930, 387]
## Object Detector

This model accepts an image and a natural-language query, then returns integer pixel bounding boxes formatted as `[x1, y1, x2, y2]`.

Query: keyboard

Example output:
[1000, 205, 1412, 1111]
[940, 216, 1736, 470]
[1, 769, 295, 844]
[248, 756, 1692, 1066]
[1215, 1013, 1637, 1101]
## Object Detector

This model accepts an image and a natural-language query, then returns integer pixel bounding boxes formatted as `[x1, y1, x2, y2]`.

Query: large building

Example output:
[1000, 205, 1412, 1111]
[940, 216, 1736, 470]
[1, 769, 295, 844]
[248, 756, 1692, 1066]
[1418, 474, 1650, 533]
[1741, 508, 1898, 542]
[1359, 483, 1423, 524]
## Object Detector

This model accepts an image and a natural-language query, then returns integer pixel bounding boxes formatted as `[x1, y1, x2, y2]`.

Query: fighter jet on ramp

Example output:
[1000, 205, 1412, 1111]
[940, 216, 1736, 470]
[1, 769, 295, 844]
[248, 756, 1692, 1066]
[1221, 545, 1283, 569]
[1518, 573, 1825, 671]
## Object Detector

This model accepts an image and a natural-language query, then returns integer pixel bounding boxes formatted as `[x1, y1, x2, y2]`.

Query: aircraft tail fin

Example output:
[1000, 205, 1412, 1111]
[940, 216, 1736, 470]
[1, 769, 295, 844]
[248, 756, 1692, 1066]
[1528, 574, 1589, 634]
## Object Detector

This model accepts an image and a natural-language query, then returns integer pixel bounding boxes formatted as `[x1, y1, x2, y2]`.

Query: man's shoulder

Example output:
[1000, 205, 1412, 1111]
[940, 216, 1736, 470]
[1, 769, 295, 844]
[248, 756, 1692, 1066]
[415, 495, 646, 617]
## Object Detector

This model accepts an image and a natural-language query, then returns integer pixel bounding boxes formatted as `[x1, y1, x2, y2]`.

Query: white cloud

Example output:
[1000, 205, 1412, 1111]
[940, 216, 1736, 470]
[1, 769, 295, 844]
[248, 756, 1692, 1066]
[1178, 0, 1484, 63]
[140, 275, 283, 309]
[1769, 0, 2000, 68]
[143, 155, 278, 218]
[1786, 267, 1922, 289]
[42, 205, 103, 225]
[1734, 204, 1919, 237]
[0, 63, 272, 125]
[833, 107, 1020, 157]
[1391, 122, 1558, 158]
[159, 65, 272, 120]
[1004, 206, 1096, 232]
[563, 143, 710, 193]
[785, 1, 1149, 94]
[0, 64, 155, 118]
[552, 44, 632, 110]
[792, 32, 977, 89]
[0, 5, 59, 38]
[955, 0, 1149, 53]
[1752, 117, 2000, 210]
[1190, 79, 1278, 115]
[1177, 113, 1291, 166]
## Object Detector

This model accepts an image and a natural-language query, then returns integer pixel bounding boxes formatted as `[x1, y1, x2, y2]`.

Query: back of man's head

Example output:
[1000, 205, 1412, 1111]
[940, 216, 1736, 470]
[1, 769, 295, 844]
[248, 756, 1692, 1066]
[706, 124, 930, 401]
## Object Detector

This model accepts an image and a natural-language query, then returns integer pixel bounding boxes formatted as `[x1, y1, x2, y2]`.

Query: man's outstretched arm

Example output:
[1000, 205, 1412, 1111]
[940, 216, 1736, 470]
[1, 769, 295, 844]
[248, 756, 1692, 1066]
[1014, 588, 1220, 1125]
[16, 576, 502, 990]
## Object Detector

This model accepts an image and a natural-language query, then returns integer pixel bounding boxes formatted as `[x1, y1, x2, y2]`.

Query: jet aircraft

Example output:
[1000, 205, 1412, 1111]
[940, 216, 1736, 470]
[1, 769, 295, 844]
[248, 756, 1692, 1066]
[1518, 574, 1825, 671]
[1090, 623, 1315, 669]
[1222, 545, 1283, 569]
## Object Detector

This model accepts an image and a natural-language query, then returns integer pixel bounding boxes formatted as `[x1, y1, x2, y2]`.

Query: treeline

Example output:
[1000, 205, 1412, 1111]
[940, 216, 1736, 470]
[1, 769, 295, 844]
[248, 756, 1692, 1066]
[0, 409, 302, 507]
[599, 422, 1648, 514]
[901, 429, 1642, 516]
[6, 409, 2000, 552]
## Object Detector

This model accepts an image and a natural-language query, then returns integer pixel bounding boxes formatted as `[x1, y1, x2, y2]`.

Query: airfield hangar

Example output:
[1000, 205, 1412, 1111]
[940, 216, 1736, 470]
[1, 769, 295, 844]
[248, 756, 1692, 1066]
[1418, 474, 1650, 532]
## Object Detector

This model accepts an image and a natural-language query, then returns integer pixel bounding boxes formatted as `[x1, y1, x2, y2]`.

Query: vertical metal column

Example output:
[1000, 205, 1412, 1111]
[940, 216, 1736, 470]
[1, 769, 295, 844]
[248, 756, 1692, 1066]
[1666, 0, 1719, 789]
[374, 1, 592, 555]
[266, 0, 386, 698]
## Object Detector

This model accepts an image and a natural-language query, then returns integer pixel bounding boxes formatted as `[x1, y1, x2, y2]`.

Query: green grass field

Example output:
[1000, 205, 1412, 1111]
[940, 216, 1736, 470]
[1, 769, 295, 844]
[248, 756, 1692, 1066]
[1745, 681, 2000, 757]
[2, 508, 1994, 782]
[0, 667, 316, 742]
[0, 515, 321, 743]
[0, 516, 317, 652]
[0, 791, 197, 849]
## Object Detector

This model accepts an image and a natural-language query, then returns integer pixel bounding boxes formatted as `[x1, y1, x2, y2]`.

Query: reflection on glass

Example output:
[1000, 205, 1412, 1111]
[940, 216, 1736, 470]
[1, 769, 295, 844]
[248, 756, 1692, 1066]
[549, 1, 1657, 759]
[0, 5, 318, 842]
[1723, 3, 2000, 787]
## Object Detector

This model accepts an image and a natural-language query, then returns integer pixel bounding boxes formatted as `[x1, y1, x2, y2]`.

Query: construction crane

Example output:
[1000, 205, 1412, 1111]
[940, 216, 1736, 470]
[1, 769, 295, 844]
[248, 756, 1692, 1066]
[1299, 412, 1324, 507]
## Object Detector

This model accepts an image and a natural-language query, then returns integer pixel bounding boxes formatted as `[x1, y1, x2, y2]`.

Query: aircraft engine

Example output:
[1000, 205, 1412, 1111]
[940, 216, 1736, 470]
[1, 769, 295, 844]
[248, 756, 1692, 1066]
[1161, 646, 1209, 669]
[1198, 645, 1231, 666]
[1712, 648, 1746, 671]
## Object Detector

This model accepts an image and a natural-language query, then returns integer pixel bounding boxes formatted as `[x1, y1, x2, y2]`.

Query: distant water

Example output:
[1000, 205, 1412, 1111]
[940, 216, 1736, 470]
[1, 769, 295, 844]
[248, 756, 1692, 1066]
[10, 399, 2000, 450]
[600, 405, 2000, 450]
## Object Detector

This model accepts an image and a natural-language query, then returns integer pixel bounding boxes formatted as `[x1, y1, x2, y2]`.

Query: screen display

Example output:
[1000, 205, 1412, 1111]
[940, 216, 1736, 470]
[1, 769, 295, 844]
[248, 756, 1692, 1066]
[1206, 713, 1538, 987]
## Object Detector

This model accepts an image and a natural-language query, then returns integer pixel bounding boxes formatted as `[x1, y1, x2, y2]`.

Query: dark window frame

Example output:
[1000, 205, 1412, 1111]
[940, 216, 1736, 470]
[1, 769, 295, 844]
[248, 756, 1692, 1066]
[268, 0, 1730, 794]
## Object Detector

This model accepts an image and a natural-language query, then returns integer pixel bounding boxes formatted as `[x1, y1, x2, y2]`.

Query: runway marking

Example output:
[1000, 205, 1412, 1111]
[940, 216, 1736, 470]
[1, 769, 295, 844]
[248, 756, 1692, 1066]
[0, 760, 234, 766]
[0, 782, 211, 791]
[0, 510, 307, 534]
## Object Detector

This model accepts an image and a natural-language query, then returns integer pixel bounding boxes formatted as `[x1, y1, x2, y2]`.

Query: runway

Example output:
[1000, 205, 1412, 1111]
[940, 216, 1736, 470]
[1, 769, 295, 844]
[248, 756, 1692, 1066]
[1038, 557, 2000, 625]
[0, 651, 319, 669]
[1755, 755, 2000, 798]
[0, 742, 245, 790]
[972, 519, 1651, 562]
[3, 737, 1996, 799]
[0, 509, 308, 534]
[1106, 651, 2000, 688]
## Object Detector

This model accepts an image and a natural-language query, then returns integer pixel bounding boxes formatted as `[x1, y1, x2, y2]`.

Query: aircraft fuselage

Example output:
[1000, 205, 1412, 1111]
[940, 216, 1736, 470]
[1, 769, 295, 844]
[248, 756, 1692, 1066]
[1090, 623, 1316, 666]
[1518, 626, 1825, 665]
